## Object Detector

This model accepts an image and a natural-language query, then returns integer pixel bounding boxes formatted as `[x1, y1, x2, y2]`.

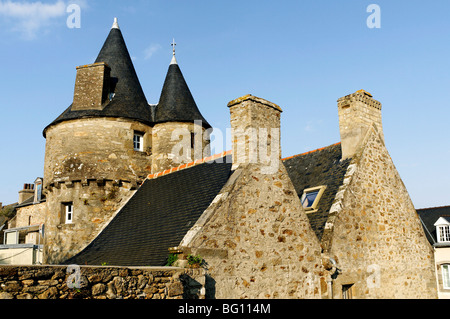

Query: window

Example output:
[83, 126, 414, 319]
[133, 132, 144, 151]
[64, 203, 73, 224]
[34, 177, 43, 204]
[438, 225, 450, 243]
[300, 186, 327, 213]
[443, 265, 450, 289]
[342, 284, 354, 299]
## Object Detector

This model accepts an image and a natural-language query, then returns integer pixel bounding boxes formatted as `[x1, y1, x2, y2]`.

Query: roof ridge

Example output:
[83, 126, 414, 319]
[147, 150, 232, 179]
[281, 142, 341, 161]
[417, 205, 450, 211]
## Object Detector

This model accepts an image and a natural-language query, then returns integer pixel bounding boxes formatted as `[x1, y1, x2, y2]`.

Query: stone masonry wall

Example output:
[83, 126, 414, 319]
[15, 202, 47, 228]
[0, 265, 205, 299]
[181, 163, 327, 299]
[72, 62, 110, 111]
[44, 117, 152, 189]
[43, 181, 135, 264]
[324, 128, 437, 298]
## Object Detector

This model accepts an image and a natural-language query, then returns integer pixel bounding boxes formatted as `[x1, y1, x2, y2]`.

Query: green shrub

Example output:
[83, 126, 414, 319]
[187, 254, 203, 266]
[166, 253, 178, 266]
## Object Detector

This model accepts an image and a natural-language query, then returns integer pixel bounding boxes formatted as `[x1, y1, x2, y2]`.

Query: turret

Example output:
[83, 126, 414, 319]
[42, 18, 153, 264]
[151, 41, 211, 173]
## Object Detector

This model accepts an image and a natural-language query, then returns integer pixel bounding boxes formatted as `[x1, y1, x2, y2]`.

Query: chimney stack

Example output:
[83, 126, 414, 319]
[337, 90, 383, 160]
[227, 94, 282, 174]
[72, 62, 111, 111]
[18, 183, 34, 204]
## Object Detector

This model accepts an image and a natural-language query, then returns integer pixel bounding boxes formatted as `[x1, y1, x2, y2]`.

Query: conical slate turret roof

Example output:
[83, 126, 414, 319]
[43, 18, 152, 136]
[154, 54, 211, 129]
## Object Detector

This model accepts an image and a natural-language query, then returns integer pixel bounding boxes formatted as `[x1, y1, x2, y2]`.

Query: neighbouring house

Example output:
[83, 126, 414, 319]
[0, 181, 45, 265]
[0, 18, 437, 299]
[418, 205, 450, 299]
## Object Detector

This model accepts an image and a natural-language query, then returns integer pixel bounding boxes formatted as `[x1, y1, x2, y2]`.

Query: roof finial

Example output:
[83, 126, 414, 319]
[112, 17, 120, 30]
[170, 38, 178, 65]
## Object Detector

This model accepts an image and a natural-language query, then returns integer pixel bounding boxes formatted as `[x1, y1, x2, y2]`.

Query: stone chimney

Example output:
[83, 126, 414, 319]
[227, 94, 282, 174]
[72, 62, 111, 111]
[18, 183, 34, 204]
[337, 90, 383, 160]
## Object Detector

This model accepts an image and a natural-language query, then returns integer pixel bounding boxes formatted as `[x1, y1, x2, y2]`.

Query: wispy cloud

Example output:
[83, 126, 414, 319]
[0, 0, 75, 39]
[144, 43, 161, 60]
[304, 120, 318, 132]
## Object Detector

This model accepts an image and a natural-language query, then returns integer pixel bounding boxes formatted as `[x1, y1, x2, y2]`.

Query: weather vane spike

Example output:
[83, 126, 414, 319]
[171, 38, 176, 56]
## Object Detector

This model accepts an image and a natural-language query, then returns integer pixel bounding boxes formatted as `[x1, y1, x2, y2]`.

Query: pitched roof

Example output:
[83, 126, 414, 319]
[154, 59, 211, 129]
[282, 143, 352, 240]
[43, 21, 152, 136]
[64, 155, 232, 266]
[64, 143, 351, 266]
[417, 205, 450, 245]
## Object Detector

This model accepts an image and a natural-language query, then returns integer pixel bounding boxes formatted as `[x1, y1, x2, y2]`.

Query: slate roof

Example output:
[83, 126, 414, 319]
[43, 25, 152, 137]
[154, 61, 211, 129]
[417, 206, 450, 245]
[282, 143, 352, 240]
[64, 143, 351, 266]
[64, 155, 232, 266]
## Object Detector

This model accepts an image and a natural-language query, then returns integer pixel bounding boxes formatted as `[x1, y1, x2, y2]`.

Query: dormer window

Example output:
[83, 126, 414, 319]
[33, 177, 43, 204]
[133, 131, 144, 151]
[438, 225, 450, 243]
[300, 186, 326, 213]
[434, 217, 450, 243]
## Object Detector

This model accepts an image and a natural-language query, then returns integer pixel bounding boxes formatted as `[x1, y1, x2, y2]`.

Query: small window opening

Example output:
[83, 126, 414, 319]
[64, 203, 73, 224]
[133, 131, 144, 151]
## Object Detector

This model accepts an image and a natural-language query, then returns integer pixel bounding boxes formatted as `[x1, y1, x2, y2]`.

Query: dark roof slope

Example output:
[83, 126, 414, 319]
[44, 27, 152, 136]
[282, 143, 351, 240]
[65, 155, 232, 266]
[154, 61, 211, 129]
[417, 206, 450, 245]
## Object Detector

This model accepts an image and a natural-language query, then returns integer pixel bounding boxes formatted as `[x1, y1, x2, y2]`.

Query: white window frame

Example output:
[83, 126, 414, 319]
[442, 264, 450, 289]
[133, 131, 144, 151]
[300, 185, 327, 213]
[437, 225, 450, 243]
[65, 203, 74, 224]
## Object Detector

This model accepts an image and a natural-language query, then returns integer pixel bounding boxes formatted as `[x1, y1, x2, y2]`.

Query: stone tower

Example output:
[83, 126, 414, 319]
[42, 19, 153, 263]
[151, 49, 211, 173]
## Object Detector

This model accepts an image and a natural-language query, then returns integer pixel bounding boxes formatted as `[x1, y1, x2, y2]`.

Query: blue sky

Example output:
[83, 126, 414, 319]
[0, 0, 448, 209]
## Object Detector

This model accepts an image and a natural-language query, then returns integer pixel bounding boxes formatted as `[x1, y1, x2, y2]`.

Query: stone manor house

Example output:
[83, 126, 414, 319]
[0, 18, 439, 298]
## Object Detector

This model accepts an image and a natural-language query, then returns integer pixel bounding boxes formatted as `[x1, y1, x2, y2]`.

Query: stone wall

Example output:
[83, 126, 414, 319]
[323, 128, 437, 298]
[181, 163, 326, 299]
[43, 181, 135, 264]
[72, 62, 111, 111]
[15, 202, 47, 228]
[43, 117, 152, 189]
[0, 265, 205, 299]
